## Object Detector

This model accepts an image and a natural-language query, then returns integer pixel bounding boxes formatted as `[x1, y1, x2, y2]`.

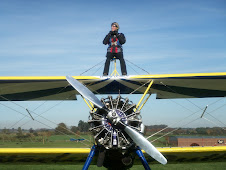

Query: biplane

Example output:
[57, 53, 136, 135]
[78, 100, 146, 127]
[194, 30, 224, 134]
[0, 60, 226, 170]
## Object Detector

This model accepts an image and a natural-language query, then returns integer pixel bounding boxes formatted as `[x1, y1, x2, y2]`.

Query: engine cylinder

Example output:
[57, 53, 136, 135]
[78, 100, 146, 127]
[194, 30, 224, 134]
[88, 96, 143, 150]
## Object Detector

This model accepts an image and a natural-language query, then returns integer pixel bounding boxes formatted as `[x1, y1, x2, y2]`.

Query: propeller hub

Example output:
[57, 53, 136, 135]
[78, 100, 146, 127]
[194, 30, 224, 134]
[107, 109, 127, 126]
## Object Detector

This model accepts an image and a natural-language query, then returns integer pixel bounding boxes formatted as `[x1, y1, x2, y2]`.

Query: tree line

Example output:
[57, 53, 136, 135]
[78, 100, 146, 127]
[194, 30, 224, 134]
[54, 120, 89, 135]
[145, 124, 225, 136]
[1, 122, 225, 137]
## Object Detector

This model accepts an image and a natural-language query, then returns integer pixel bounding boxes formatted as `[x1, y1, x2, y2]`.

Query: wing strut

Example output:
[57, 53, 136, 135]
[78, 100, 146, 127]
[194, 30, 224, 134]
[82, 96, 94, 111]
[26, 109, 34, 120]
[200, 105, 208, 118]
[134, 80, 153, 112]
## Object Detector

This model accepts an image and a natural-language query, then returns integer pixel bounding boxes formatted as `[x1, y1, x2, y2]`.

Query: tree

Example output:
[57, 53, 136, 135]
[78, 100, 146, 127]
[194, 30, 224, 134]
[33, 132, 38, 136]
[2, 128, 9, 134]
[196, 128, 207, 135]
[55, 123, 70, 135]
[29, 128, 34, 133]
[78, 120, 89, 132]
[71, 126, 79, 133]
[17, 127, 23, 136]
[16, 127, 23, 139]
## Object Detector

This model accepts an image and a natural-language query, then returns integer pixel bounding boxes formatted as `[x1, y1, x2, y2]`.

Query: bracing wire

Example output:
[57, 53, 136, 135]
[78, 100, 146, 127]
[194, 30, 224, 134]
[205, 112, 226, 127]
[202, 117, 226, 130]
[126, 61, 140, 75]
[0, 59, 110, 147]
[8, 85, 71, 129]
[125, 59, 150, 75]
[80, 59, 105, 76]
[147, 97, 226, 141]
[91, 62, 105, 76]
[0, 95, 92, 144]
[126, 80, 151, 98]
[160, 82, 226, 127]
[151, 117, 200, 143]
[146, 109, 201, 140]
[148, 82, 226, 142]
[13, 96, 72, 129]
[0, 102, 91, 147]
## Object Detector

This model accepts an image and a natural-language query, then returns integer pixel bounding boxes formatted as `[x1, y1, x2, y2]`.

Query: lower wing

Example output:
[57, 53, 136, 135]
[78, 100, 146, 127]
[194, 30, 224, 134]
[0, 146, 225, 164]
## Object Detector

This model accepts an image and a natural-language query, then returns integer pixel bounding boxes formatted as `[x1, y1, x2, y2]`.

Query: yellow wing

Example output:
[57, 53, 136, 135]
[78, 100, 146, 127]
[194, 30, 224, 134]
[129, 72, 226, 99]
[0, 76, 99, 101]
[0, 146, 225, 164]
[0, 72, 226, 101]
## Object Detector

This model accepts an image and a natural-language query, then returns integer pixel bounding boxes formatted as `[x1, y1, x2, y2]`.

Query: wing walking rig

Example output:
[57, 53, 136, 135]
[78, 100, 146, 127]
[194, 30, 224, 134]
[0, 70, 226, 169]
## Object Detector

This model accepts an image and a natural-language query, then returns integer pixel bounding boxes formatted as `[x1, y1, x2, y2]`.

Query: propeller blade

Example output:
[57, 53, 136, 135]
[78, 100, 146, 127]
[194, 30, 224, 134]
[124, 126, 167, 165]
[66, 76, 105, 109]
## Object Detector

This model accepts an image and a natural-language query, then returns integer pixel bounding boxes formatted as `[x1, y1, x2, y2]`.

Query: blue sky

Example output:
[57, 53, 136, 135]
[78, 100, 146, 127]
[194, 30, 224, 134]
[0, 0, 226, 130]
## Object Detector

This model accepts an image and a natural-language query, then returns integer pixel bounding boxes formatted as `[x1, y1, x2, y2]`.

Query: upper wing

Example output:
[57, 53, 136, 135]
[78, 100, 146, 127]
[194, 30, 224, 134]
[0, 72, 226, 101]
[129, 72, 226, 99]
[0, 76, 100, 101]
[0, 146, 225, 164]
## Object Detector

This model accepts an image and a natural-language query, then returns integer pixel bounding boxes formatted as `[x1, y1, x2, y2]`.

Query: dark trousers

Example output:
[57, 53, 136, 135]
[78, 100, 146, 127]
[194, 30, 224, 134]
[103, 52, 127, 75]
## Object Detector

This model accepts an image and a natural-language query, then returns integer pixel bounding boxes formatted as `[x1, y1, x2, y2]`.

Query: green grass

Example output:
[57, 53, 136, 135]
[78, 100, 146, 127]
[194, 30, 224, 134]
[0, 135, 94, 148]
[0, 134, 169, 148]
[0, 141, 92, 148]
[0, 133, 169, 148]
[48, 134, 92, 141]
[147, 135, 168, 147]
[0, 162, 225, 170]
[0, 135, 225, 169]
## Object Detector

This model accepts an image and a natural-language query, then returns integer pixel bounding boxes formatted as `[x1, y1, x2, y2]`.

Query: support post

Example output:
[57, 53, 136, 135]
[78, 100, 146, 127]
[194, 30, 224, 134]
[111, 57, 120, 76]
[135, 147, 151, 170]
[82, 144, 97, 170]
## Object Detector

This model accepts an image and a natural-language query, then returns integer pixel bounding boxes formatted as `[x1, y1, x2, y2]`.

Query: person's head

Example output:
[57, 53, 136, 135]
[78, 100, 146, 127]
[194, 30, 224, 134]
[111, 22, 119, 31]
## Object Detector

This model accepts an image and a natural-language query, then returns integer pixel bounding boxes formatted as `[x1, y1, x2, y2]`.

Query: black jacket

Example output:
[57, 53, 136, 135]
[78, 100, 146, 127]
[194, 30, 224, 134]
[103, 31, 126, 53]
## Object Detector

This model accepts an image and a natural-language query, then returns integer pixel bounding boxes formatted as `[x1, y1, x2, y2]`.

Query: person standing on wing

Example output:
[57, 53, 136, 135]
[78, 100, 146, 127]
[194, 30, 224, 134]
[103, 22, 127, 76]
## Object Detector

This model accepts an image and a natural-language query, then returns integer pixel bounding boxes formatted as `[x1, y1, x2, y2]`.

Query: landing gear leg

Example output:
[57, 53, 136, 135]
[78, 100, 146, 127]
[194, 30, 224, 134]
[82, 144, 97, 170]
[135, 146, 151, 170]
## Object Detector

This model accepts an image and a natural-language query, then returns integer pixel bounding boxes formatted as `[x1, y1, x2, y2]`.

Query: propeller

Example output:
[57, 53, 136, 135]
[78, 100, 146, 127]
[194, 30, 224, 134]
[66, 76, 105, 109]
[66, 76, 167, 165]
[124, 126, 167, 164]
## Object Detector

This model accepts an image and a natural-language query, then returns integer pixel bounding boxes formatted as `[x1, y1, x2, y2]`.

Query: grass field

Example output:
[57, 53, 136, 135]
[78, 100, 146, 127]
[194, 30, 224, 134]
[0, 162, 225, 170]
[0, 135, 93, 148]
[0, 135, 225, 169]
[0, 134, 167, 148]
